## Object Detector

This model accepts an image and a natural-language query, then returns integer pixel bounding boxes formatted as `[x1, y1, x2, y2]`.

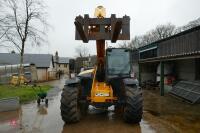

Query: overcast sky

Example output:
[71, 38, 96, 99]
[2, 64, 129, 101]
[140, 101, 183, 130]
[3, 0, 200, 57]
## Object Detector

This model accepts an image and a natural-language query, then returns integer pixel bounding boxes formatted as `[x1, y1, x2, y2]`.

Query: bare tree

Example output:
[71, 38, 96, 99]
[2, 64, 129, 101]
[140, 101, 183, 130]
[176, 17, 200, 33]
[75, 45, 89, 57]
[118, 38, 141, 49]
[119, 23, 176, 49]
[0, 1, 6, 40]
[139, 23, 176, 46]
[2, 0, 49, 80]
[128, 36, 144, 49]
[119, 18, 200, 49]
[141, 32, 156, 45]
[139, 23, 176, 47]
[0, 1, 13, 42]
[118, 41, 129, 48]
[152, 23, 176, 40]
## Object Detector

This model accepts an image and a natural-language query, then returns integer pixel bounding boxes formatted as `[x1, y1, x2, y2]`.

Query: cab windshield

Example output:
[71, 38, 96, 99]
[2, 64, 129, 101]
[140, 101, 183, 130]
[106, 49, 131, 77]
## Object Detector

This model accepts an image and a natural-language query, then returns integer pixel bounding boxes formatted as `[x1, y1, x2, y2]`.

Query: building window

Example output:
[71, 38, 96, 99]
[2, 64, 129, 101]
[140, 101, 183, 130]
[64, 64, 67, 68]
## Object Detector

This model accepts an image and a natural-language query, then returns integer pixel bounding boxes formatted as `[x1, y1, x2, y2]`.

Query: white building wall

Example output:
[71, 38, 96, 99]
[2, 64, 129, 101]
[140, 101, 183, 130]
[57, 64, 69, 74]
[37, 68, 47, 81]
[47, 61, 54, 72]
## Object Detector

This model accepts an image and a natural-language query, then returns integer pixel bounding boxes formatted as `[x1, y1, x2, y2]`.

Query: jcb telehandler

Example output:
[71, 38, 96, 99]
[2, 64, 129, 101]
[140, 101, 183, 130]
[60, 6, 143, 123]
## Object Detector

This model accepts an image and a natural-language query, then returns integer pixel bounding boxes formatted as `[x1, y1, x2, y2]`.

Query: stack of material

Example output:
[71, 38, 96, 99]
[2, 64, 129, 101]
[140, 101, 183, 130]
[170, 81, 200, 104]
[141, 80, 158, 90]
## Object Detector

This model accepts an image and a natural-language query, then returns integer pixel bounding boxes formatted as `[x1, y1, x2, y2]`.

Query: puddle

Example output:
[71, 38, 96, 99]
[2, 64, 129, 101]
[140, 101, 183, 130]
[0, 110, 21, 133]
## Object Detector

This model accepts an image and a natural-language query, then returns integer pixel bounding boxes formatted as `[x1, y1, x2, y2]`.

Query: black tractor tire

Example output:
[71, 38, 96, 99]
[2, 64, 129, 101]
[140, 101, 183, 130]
[123, 86, 143, 123]
[60, 86, 80, 123]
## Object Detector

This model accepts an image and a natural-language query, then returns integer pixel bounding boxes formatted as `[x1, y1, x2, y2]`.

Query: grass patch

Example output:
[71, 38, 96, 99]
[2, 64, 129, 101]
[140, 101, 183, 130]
[0, 85, 52, 103]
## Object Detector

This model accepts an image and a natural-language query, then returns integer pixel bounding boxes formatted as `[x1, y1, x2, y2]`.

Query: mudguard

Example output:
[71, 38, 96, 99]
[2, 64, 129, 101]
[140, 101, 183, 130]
[123, 78, 139, 86]
[65, 77, 80, 87]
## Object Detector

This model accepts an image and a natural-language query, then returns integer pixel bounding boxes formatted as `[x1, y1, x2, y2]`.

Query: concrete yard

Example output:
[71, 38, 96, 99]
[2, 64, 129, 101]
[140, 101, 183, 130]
[0, 78, 200, 133]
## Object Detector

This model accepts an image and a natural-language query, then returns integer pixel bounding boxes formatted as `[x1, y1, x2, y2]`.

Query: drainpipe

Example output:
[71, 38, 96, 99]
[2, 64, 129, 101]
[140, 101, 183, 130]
[160, 61, 164, 96]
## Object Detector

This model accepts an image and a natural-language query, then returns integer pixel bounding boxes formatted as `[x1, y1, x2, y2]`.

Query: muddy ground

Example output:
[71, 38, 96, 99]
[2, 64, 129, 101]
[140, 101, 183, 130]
[0, 77, 200, 133]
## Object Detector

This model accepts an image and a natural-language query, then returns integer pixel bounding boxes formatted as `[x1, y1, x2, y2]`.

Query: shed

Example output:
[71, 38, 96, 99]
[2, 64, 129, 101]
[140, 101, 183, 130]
[0, 53, 54, 81]
[136, 25, 200, 99]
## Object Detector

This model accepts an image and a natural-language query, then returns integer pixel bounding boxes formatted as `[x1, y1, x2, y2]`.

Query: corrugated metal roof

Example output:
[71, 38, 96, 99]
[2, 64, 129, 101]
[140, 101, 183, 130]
[0, 53, 53, 68]
[139, 51, 200, 63]
[53, 56, 70, 64]
[138, 25, 200, 62]
[170, 80, 200, 104]
[58, 57, 70, 64]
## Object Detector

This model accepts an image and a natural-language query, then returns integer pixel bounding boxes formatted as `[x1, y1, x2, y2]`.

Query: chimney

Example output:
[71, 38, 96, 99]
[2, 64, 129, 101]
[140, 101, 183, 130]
[55, 51, 59, 63]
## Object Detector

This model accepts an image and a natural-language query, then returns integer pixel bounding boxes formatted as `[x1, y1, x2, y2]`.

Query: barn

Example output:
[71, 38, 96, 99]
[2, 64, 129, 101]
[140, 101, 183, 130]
[0, 53, 55, 82]
[133, 25, 200, 103]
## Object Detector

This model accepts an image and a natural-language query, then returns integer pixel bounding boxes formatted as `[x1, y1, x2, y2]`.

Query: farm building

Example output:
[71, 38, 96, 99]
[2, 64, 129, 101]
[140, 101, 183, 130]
[134, 25, 200, 103]
[75, 55, 97, 73]
[54, 51, 70, 74]
[0, 53, 55, 82]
